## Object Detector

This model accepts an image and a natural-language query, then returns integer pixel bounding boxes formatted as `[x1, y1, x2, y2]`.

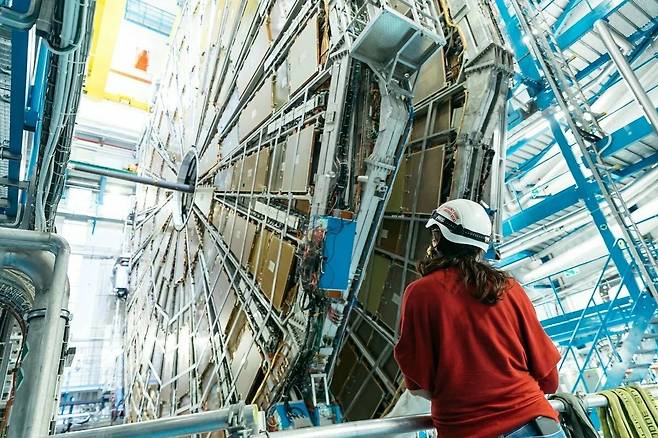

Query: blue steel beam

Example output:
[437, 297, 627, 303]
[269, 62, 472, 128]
[512, 17, 658, 132]
[497, 250, 535, 268]
[494, 0, 544, 91]
[555, 0, 626, 50]
[615, 152, 658, 178]
[598, 106, 658, 158]
[548, 117, 642, 298]
[6, 0, 31, 219]
[541, 296, 633, 344]
[585, 24, 658, 107]
[507, 4, 656, 135]
[502, 184, 583, 236]
[552, 0, 578, 34]
[506, 142, 556, 182]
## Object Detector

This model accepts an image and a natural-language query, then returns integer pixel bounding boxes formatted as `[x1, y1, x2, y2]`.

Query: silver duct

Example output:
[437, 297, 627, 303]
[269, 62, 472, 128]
[0, 228, 71, 438]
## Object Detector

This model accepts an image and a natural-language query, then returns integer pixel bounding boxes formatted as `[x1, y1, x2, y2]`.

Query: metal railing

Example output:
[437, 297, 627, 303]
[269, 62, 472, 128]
[57, 389, 658, 437]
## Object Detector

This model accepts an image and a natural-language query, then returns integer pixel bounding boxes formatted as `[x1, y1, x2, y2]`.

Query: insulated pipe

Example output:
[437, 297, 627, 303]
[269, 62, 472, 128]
[0, 250, 55, 291]
[270, 415, 435, 438]
[0, 0, 42, 29]
[0, 228, 70, 438]
[595, 20, 658, 137]
[270, 390, 658, 437]
[55, 389, 658, 438]
[59, 403, 260, 438]
[68, 161, 194, 193]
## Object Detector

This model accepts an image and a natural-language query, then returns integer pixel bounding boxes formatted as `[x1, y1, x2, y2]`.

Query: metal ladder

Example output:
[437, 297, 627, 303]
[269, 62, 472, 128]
[509, 0, 658, 301]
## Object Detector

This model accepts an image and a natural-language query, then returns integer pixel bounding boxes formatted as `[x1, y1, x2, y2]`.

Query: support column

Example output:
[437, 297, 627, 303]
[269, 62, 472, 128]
[595, 20, 658, 137]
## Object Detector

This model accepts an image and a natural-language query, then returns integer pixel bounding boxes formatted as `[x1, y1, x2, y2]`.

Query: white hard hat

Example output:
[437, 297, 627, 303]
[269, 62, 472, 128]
[425, 199, 492, 251]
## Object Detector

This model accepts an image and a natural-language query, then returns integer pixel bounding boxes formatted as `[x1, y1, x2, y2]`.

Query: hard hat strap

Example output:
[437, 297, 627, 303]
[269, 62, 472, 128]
[430, 211, 491, 244]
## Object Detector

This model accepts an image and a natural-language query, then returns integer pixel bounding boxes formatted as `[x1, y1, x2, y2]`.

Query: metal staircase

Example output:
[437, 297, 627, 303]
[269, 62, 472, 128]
[508, 0, 658, 389]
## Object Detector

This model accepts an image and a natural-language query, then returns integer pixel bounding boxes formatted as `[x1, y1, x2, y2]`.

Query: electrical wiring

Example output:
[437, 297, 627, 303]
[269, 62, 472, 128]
[34, 0, 78, 230]
[35, 0, 92, 230]
[43, 0, 88, 55]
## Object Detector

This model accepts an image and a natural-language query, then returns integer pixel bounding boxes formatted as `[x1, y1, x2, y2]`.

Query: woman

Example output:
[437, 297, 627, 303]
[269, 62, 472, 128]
[394, 199, 565, 438]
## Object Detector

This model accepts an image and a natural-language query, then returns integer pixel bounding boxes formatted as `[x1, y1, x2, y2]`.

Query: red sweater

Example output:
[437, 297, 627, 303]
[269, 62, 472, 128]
[394, 267, 560, 438]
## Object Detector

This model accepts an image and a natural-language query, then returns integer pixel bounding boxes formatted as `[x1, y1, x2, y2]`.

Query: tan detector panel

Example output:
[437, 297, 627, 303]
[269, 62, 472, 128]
[249, 229, 271, 277]
[254, 147, 271, 192]
[376, 219, 409, 256]
[385, 157, 407, 213]
[237, 23, 271, 95]
[239, 153, 257, 192]
[287, 14, 319, 93]
[402, 145, 445, 213]
[281, 124, 315, 192]
[215, 166, 233, 191]
[258, 234, 295, 311]
[227, 213, 253, 266]
[413, 48, 446, 103]
[238, 78, 274, 140]
[359, 254, 391, 314]
[231, 328, 262, 399]
[230, 159, 242, 191]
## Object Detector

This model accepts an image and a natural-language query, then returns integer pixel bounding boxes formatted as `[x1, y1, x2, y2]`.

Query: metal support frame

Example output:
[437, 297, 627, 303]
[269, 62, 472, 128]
[595, 20, 658, 138]
[0, 228, 70, 438]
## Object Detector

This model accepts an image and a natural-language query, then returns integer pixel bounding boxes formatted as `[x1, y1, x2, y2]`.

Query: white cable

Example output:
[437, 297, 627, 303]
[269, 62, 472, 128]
[35, 0, 85, 230]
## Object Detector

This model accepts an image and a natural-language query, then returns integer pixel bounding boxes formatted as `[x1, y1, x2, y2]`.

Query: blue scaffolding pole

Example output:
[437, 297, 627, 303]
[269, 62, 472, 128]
[495, 0, 658, 390]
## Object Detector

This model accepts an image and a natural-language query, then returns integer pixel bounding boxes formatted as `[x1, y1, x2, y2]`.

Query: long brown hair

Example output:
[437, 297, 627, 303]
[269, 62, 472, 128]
[417, 230, 510, 305]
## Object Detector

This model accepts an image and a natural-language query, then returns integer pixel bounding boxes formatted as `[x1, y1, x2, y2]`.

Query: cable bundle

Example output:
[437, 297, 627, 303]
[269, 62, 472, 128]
[598, 386, 658, 438]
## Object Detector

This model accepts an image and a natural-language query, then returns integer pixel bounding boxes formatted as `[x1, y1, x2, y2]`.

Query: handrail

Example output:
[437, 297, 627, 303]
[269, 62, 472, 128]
[57, 389, 658, 438]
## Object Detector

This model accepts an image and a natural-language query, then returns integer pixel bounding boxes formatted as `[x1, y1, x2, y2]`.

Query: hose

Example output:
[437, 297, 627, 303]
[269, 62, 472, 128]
[43, 0, 88, 55]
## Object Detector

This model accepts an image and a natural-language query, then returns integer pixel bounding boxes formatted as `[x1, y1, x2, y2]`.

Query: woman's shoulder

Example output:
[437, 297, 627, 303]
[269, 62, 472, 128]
[406, 268, 455, 294]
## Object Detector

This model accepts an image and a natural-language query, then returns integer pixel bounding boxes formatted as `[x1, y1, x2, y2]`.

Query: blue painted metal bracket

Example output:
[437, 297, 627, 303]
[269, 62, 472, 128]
[502, 184, 582, 237]
[318, 217, 357, 291]
[25, 41, 50, 132]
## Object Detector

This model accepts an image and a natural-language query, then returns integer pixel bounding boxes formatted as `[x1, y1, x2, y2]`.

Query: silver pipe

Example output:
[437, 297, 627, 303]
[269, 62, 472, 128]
[272, 389, 658, 438]
[595, 20, 658, 137]
[68, 162, 194, 193]
[0, 228, 70, 438]
[59, 403, 259, 438]
[55, 388, 658, 438]
[270, 415, 435, 438]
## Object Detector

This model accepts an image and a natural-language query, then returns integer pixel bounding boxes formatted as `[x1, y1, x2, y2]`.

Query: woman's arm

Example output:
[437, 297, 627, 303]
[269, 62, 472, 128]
[537, 366, 559, 394]
[515, 282, 561, 391]
[394, 283, 440, 396]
